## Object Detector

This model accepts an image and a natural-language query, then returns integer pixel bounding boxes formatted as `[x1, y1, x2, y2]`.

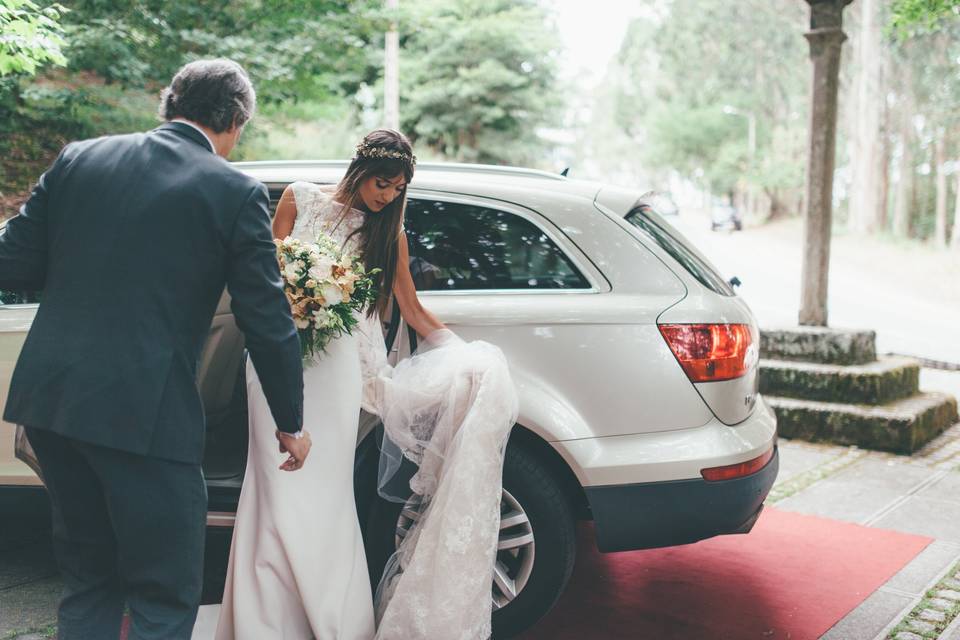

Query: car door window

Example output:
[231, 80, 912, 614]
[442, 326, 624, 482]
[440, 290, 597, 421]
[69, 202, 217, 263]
[404, 199, 589, 291]
[0, 290, 39, 305]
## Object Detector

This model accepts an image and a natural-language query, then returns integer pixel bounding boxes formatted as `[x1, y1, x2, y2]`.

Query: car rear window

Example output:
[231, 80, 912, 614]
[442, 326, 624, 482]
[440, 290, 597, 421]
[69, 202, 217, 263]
[625, 205, 734, 296]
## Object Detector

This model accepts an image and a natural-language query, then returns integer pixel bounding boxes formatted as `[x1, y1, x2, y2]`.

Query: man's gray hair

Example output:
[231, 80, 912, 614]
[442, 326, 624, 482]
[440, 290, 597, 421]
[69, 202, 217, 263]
[159, 59, 256, 133]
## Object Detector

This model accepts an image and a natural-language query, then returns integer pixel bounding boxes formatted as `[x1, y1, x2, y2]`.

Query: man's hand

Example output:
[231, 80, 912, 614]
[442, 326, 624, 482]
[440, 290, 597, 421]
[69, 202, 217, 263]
[275, 430, 311, 471]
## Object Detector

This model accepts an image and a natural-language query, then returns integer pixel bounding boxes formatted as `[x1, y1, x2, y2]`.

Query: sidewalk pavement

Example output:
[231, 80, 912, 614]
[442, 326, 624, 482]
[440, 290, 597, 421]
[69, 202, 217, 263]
[4, 370, 960, 640]
[776, 427, 960, 640]
[0, 495, 58, 640]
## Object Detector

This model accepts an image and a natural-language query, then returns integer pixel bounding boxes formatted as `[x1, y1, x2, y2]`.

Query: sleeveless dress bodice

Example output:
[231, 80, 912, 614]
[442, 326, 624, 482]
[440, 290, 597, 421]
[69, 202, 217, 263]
[288, 181, 366, 254]
[287, 181, 392, 415]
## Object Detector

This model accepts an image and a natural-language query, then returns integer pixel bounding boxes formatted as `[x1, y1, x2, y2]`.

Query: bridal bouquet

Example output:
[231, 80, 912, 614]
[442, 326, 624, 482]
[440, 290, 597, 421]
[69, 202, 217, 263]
[275, 234, 379, 360]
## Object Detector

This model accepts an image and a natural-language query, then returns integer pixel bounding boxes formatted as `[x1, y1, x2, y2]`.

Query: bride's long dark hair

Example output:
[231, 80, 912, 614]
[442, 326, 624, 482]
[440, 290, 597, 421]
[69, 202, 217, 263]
[334, 129, 416, 318]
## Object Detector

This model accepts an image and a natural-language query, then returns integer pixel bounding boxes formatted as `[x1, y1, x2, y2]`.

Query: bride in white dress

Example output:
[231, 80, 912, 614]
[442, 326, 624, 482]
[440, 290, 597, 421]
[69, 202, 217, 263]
[195, 129, 518, 640]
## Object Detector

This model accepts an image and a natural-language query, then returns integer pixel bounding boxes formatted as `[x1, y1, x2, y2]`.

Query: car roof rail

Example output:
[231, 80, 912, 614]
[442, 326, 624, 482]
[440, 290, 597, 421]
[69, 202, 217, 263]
[232, 160, 568, 181]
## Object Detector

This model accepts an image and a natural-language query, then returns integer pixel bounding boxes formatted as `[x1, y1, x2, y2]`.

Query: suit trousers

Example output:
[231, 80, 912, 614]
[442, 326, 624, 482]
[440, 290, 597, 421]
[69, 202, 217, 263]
[25, 427, 207, 640]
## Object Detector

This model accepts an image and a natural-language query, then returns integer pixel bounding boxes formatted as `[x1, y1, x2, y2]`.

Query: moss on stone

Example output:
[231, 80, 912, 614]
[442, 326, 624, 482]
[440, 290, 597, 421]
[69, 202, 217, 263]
[760, 327, 876, 365]
[769, 394, 958, 454]
[760, 357, 920, 404]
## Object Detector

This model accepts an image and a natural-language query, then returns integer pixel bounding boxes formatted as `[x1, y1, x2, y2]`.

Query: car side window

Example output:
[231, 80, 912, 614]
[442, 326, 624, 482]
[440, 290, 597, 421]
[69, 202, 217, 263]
[0, 291, 40, 305]
[404, 199, 590, 291]
[0, 223, 39, 304]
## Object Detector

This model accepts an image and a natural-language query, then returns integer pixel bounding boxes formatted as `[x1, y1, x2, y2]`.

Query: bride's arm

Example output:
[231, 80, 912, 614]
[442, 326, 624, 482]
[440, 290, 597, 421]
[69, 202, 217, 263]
[272, 185, 298, 240]
[394, 231, 449, 344]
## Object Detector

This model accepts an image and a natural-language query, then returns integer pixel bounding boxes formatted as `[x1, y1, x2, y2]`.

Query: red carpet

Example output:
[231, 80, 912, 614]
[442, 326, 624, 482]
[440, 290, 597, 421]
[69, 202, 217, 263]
[115, 508, 929, 640]
[520, 507, 931, 640]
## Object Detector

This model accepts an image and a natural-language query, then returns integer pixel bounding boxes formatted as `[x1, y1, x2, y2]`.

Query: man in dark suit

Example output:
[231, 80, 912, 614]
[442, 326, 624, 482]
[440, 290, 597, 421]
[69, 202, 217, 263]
[0, 59, 310, 639]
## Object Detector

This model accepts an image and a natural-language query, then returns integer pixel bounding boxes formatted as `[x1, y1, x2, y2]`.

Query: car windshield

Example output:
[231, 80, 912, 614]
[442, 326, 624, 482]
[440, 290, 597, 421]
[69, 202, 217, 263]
[625, 205, 734, 296]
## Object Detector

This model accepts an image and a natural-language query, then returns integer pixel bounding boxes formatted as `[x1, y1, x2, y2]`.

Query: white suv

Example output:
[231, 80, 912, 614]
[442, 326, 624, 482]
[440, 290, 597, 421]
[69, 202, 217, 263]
[0, 162, 778, 637]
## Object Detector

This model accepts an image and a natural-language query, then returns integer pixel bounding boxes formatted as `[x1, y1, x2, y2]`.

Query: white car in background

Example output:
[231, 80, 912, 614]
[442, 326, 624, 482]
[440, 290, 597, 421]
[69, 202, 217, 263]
[0, 162, 778, 637]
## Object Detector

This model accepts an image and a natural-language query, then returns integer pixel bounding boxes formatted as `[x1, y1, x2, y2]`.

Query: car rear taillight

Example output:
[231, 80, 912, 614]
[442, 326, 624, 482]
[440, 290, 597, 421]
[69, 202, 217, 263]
[701, 447, 775, 482]
[658, 323, 757, 383]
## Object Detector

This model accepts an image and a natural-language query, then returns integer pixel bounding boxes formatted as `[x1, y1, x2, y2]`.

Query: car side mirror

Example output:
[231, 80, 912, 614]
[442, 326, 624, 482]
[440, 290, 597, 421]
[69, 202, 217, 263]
[729, 276, 742, 289]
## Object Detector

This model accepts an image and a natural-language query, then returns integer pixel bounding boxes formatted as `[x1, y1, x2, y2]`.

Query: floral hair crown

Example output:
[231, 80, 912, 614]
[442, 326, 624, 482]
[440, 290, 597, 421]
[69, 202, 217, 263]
[354, 141, 417, 166]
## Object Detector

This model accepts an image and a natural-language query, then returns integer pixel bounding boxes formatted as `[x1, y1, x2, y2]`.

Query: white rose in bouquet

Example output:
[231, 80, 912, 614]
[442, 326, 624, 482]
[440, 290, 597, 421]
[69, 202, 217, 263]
[308, 257, 334, 282]
[319, 283, 343, 307]
[283, 263, 302, 284]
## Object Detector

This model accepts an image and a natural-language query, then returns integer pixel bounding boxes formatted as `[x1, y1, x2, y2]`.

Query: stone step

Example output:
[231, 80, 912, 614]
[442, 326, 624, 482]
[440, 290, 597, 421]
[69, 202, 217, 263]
[766, 392, 959, 454]
[760, 327, 876, 365]
[760, 355, 920, 404]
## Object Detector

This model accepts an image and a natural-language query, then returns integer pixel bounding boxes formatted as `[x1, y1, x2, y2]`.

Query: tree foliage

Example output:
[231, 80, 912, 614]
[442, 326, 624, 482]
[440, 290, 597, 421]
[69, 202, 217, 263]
[0, 0, 66, 76]
[1, 0, 565, 215]
[609, 0, 807, 204]
[60, 0, 384, 104]
[398, 0, 562, 165]
[891, 0, 960, 38]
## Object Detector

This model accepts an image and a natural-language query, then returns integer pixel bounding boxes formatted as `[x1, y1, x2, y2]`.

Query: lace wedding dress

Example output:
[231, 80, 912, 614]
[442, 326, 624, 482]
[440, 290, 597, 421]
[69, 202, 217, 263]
[193, 182, 518, 640]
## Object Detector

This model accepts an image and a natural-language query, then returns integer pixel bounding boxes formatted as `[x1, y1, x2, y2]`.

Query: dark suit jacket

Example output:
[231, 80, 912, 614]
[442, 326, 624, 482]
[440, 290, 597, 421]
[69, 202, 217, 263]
[0, 121, 303, 464]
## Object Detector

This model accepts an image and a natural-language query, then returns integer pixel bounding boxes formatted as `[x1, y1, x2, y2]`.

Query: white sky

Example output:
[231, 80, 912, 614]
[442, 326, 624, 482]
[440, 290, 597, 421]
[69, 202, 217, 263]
[552, 0, 654, 87]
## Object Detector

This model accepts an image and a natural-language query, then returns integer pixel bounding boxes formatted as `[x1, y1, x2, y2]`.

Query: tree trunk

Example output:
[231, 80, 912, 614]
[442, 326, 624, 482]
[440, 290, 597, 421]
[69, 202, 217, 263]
[892, 129, 913, 238]
[934, 135, 948, 248]
[891, 59, 914, 239]
[878, 95, 891, 232]
[951, 168, 960, 249]
[848, 0, 885, 234]
[840, 0, 861, 228]
[764, 189, 792, 222]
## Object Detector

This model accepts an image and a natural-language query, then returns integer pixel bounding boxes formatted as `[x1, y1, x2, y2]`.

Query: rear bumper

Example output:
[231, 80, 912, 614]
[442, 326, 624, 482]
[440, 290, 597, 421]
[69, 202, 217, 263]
[585, 445, 779, 552]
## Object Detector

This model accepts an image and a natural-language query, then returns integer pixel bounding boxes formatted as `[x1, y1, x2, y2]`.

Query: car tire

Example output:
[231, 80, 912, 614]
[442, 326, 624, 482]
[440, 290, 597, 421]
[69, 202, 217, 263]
[493, 443, 577, 638]
[364, 441, 577, 639]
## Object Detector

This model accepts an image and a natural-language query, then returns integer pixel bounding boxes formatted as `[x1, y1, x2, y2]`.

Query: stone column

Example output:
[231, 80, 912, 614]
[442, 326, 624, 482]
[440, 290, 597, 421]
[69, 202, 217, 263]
[799, 0, 853, 327]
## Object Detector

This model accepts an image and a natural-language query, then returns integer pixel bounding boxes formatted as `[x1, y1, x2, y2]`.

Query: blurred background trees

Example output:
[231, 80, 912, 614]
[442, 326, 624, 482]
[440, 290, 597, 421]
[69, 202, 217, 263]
[0, 0, 561, 214]
[0, 1, 66, 75]
[398, 0, 560, 165]
[600, 0, 809, 221]
[583, 0, 959, 246]
[1, 0, 958, 250]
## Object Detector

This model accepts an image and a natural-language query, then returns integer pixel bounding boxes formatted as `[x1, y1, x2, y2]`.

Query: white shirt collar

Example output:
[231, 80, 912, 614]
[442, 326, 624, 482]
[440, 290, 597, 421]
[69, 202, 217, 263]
[171, 119, 216, 153]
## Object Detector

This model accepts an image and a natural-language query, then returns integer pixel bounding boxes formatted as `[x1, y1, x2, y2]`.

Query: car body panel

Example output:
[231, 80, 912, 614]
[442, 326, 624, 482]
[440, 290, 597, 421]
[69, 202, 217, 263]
[0, 303, 41, 485]
[658, 292, 761, 425]
[586, 446, 778, 552]
[426, 316, 715, 440]
[556, 396, 776, 486]
[0, 161, 777, 561]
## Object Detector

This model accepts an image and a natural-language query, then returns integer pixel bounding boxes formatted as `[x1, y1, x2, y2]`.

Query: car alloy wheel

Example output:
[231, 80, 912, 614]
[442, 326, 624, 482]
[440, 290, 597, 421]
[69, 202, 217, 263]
[395, 488, 536, 609]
